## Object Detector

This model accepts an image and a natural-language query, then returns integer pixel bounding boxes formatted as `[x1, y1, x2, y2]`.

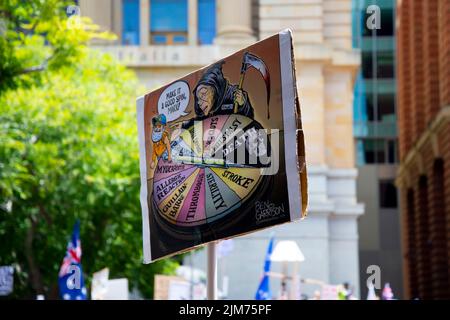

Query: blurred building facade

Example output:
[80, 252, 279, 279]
[396, 0, 450, 300]
[80, 0, 364, 299]
[352, 0, 403, 299]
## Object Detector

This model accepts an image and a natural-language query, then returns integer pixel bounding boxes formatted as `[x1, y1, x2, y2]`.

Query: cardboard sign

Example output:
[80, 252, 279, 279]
[167, 280, 191, 300]
[321, 285, 339, 300]
[91, 268, 109, 300]
[137, 29, 308, 262]
[154, 275, 188, 300]
[104, 278, 129, 300]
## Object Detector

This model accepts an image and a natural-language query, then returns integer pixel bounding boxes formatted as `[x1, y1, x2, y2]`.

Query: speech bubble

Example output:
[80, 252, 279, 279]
[158, 81, 190, 122]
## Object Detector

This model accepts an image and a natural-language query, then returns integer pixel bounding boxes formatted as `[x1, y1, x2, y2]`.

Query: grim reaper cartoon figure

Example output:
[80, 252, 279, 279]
[169, 54, 271, 164]
[180, 61, 254, 129]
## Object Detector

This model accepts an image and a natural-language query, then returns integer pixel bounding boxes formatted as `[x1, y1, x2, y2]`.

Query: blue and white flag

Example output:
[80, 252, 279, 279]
[255, 236, 274, 300]
[58, 220, 87, 300]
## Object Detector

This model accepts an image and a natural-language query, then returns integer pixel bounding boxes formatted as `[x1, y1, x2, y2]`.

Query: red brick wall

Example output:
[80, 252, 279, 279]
[401, 189, 418, 298]
[410, 2, 425, 141]
[439, 0, 450, 107]
[398, 0, 450, 158]
[423, 0, 441, 125]
[397, 0, 450, 299]
[429, 159, 449, 297]
[396, 0, 412, 160]
[438, 124, 450, 299]
[399, 126, 450, 299]
[415, 176, 431, 299]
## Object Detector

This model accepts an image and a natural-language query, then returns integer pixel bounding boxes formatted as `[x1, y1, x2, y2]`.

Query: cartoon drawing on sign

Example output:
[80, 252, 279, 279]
[148, 51, 274, 239]
[149, 114, 172, 179]
[173, 53, 270, 133]
[137, 30, 309, 263]
[182, 60, 254, 128]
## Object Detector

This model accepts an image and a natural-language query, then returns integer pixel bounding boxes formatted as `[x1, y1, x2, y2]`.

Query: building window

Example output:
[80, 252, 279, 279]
[353, 1, 395, 44]
[356, 138, 398, 165]
[379, 180, 398, 208]
[362, 51, 395, 79]
[362, 139, 385, 164]
[387, 140, 397, 163]
[198, 0, 216, 44]
[150, 0, 188, 45]
[122, 0, 140, 45]
[432, 159, 450, 295]
[377, 94, 396, 123]
[362, 7, 394, 37]
[417, 175, 433, 298]
[406, 188, 419, 298]
[365, 93, 396, 122]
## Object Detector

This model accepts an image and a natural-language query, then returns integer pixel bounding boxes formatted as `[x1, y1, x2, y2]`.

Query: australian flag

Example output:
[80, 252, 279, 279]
[255, 236, 274, 300]
[58, 220, 87, 300]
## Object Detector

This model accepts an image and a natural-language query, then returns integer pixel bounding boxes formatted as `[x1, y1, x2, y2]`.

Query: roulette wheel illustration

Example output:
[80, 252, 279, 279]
[151, 114, 273, 239]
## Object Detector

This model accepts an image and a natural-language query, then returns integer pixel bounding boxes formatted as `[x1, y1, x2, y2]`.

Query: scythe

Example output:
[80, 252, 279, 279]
[233, 52, 271, 118]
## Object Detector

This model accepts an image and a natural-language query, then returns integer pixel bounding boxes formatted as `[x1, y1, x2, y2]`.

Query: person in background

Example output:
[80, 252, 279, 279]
[338, 282, 357, 300]
[309, 290, 321, 300]
[278, 279, 289, 300]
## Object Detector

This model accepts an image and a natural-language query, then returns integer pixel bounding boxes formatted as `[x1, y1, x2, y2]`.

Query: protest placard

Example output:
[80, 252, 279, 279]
[137, 29, 307, 262]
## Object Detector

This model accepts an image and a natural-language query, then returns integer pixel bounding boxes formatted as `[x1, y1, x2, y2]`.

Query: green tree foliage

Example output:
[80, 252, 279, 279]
[0, 0, 178, 299]
[0, 0, 113, 92]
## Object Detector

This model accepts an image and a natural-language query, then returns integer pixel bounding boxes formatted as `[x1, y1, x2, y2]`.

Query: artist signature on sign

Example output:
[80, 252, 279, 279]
[255, 200, 285, 223]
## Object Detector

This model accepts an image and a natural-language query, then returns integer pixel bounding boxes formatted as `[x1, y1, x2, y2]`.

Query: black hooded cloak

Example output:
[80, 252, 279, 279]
[181, 61, 254, 129]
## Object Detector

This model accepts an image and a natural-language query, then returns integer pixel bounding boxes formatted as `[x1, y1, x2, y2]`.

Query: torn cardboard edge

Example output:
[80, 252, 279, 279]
[136, 96, 152, 263]
[279, 29, 308, 220]
[290, 36, 308, 219]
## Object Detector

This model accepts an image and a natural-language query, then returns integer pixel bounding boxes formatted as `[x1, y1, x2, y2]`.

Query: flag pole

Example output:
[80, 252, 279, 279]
[207, 241, 217, 300]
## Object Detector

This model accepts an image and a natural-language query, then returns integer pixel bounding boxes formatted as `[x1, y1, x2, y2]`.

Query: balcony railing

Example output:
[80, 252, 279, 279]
[360, 36, 395, 52]
[354, 121, 398, 138]
[364, 79, 396, 95]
